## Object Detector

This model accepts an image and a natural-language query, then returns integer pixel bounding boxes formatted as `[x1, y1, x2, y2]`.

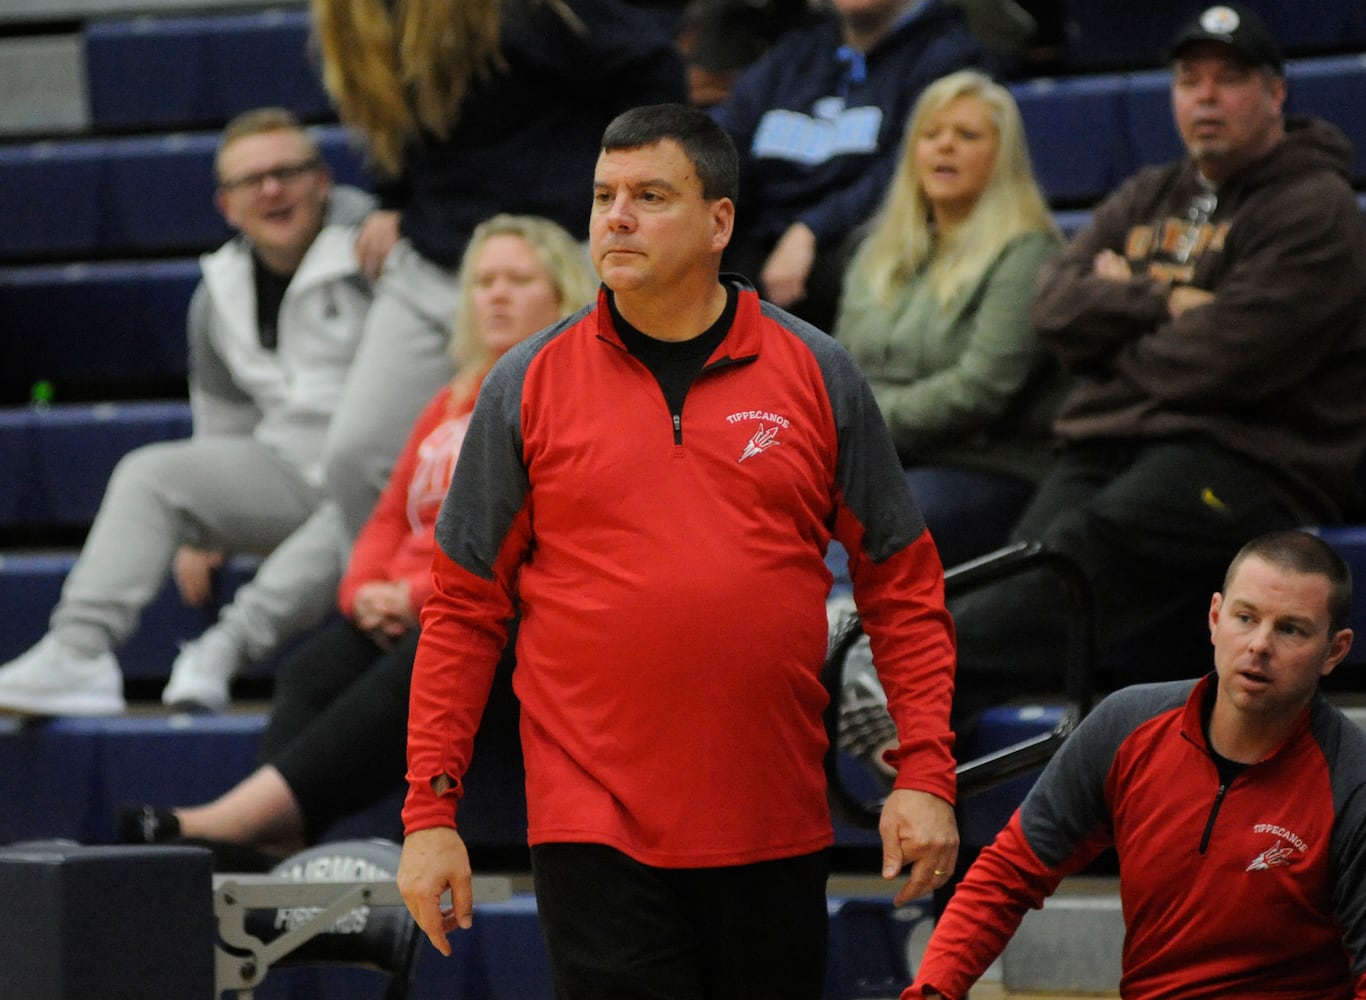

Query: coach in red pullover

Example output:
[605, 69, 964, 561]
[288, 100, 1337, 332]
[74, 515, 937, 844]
[914, 529, 1366, 999]
[397, 103, 959, 998]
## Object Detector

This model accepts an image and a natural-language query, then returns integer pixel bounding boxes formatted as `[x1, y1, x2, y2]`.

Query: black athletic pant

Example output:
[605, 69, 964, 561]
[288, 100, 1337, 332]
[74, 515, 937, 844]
[531, 842, 830, 1000]
[949, 437, 1329, 728]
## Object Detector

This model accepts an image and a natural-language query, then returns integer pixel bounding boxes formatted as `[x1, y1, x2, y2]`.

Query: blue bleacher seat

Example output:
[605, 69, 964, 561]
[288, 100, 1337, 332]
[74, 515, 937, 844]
[0, 550, 261, 682]
[1312, 525, 1366, 652]
[0, 706, 520, 852]
[0, 263, 197, 396]
[0, 402, 191, 527]
[0, 133, 222, 260]
[0, 126, 367, 261]
[1121, 68, 1185, 174]
[0, 712, 263, 844]
[1053, 207, 1092, 238]
[959, 703, 1067, 846]
[0, 138, 106, 261]
[1011, 74, 1132, 206]
[85, 10, 333, 131]
[1285, 54, 1366, 184]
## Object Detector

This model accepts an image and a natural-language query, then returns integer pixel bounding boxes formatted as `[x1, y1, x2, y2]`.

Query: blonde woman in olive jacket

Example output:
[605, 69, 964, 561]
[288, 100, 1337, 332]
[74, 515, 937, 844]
[835, 69, 1062, 569]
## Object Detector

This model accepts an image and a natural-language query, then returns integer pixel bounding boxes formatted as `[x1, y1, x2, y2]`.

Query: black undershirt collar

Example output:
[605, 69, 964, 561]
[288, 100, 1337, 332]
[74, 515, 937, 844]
[609, 283, 738, 417]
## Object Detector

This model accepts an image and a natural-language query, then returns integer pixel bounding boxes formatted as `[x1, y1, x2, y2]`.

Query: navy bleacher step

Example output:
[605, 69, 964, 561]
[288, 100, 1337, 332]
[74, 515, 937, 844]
[85, 9, 333, 131]
[0, 261, 198, 400]
[0, 712, 264, 846]
[0, 711, 397, 846]
[0, 401, 192, 528]
[0, 549, 260, 683]
[0, 710, 514, 851]
[0, 125, 367, 261]
[1010, 74, 1131, 207]
[1284, 54, 1366, 184]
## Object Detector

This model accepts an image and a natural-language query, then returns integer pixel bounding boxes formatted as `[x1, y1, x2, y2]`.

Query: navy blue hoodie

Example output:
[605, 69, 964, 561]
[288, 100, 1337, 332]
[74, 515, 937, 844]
[381, 0, 687, 267]
[710, 0, 982, 251]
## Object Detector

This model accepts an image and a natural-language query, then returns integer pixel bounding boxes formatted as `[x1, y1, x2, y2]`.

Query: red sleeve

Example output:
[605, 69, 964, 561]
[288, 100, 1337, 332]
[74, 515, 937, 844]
[402, 510, 531, 834]
[909, 813, 1058, 999]
[337, 388, 451, 616]
[909, 811, 1113, 999]
[845, 526, 958, 805]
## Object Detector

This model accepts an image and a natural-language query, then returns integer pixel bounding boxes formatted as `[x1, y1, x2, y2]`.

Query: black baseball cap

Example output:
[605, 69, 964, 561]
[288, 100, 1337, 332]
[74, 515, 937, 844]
[1170, 4, 1283, 75]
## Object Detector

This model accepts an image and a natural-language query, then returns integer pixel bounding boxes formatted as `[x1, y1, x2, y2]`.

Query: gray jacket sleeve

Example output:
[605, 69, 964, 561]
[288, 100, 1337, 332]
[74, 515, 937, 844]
[325, 184, 377, 227]
[186, 279, 261, 437]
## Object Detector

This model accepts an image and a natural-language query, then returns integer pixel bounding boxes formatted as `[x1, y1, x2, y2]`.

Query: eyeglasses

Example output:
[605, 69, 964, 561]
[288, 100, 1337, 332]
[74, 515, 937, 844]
[219, 158, 322, 194]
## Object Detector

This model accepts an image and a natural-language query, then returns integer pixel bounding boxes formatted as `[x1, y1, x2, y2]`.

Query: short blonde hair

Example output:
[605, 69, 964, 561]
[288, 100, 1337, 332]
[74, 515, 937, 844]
[856, 69, 1057, 306]
[451, 214, 596, 369]
[216, 107, 319, 182]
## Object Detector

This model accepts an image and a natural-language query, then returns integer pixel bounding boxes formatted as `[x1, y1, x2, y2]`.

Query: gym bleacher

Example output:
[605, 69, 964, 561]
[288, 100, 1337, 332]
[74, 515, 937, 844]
[2, 1, 1365, 996]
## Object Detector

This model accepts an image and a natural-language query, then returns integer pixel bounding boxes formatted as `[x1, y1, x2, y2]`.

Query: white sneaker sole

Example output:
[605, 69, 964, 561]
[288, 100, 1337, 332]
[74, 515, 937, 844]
[0, 688, 126, 717]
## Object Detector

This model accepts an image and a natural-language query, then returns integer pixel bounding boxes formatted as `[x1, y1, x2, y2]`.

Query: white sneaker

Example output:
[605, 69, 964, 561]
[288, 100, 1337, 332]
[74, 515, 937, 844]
[160, 631, 241, 713]
[0, 635, 125, 716]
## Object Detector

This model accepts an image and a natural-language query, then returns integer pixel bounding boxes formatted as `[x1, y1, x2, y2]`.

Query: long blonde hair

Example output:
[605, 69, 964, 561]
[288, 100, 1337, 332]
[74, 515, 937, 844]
[858, 69, 1057, 306]
[450, 214, 597, 381]
[310, 0, 505, 176]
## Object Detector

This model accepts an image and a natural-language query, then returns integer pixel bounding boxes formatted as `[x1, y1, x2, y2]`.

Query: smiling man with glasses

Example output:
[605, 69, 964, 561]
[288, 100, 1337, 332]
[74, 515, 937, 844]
[217, 158, 323, 195]
[0, 107, 378, 717]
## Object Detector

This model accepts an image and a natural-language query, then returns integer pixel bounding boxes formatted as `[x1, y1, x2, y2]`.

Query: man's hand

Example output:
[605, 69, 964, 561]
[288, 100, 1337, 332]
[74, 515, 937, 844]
[878, 788, 958, 906]
[1092, 248, 1132, 282]
[355, 210, 401, 281]
[1167, 284, 1214, 317]
[760, 222, 817, 308]
[397, 826, 474, 956]
[173, 546, 224, 607]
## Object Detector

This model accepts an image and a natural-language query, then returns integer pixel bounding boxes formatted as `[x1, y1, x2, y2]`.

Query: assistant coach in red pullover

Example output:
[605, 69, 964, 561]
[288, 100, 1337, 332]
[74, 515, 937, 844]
[914, 529, 1366, 1000]
[396, 102, 959, 998]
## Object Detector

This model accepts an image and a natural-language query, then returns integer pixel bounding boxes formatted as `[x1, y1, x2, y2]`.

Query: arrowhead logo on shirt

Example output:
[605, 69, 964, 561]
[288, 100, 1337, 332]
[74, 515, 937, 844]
[727, 408, 791, 464]
[1245, 823, 1309, 872]
[1245, 840, 1295, 872]
[739, 423, 782, 463]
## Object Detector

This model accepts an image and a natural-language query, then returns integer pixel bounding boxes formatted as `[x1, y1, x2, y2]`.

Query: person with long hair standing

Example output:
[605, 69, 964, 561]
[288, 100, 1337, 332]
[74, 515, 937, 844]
[310, 0, 686, 538]
[835, 68, 1063, 570]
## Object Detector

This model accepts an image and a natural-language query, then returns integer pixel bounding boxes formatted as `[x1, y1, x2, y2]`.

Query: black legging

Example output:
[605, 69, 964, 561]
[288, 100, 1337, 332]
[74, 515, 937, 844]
[263, 613, 522, 842]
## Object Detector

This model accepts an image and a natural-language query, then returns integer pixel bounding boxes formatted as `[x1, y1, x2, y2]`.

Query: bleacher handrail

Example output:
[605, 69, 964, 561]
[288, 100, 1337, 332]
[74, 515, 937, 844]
[822, 540, 1097, 830]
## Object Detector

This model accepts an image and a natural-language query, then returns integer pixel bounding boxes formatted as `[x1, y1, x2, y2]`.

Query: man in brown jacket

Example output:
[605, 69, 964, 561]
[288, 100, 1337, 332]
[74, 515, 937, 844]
[950, 3, 1366, 726]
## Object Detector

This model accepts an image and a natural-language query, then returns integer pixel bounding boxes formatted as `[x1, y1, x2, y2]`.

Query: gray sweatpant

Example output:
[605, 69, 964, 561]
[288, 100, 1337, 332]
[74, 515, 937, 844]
[211, 499, 348, 665]
[321, 239, 459, 538]
[50, 436, 327, 661]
